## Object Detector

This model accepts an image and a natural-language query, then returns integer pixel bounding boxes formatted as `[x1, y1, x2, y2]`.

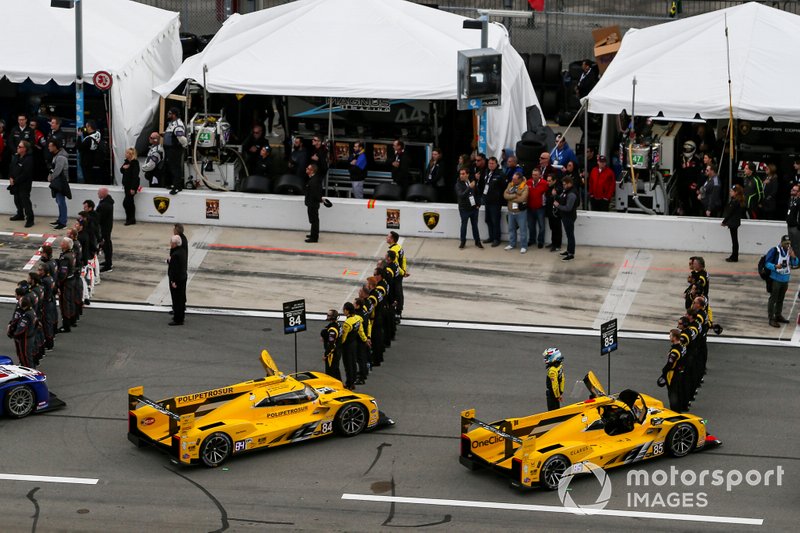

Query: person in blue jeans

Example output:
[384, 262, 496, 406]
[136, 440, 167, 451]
[503, 170, 529, 253]
[47, 140, 71, 230]
[765, 235, 799, 327]
[455, 168, 483, 249]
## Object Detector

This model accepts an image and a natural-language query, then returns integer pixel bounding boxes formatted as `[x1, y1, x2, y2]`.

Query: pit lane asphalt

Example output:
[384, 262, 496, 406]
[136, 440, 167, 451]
[0, 306, 797, 532]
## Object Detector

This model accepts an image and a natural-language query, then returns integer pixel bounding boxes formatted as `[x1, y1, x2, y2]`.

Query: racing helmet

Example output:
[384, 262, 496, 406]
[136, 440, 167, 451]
[682, 140, 697, 158]
[542, 347, 563, 366]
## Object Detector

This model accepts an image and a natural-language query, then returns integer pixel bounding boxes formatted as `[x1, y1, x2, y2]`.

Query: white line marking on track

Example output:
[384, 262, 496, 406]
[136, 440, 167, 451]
[0, 473, 98, 485]
[593, 249, 652, 330]
[146, 226, 221, 306]
[340, 494, 763, 526]
[22, 236, 57, 271]
[0, 298, 792, 348]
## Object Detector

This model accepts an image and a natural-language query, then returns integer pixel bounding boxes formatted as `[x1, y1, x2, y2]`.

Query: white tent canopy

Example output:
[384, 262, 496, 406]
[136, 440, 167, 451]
[584, 2, 800, 122]
[156, 0, 539, 158]
[0, 0, 181, 179]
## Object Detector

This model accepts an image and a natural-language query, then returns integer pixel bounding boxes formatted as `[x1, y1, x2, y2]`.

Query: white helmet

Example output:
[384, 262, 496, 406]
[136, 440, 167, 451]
[542, 347, 563, 365]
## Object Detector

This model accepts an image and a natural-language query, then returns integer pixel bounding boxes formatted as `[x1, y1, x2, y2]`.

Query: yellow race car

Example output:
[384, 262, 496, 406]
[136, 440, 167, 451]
[459, 371, 721, 490]
[128, 350, 393, 467]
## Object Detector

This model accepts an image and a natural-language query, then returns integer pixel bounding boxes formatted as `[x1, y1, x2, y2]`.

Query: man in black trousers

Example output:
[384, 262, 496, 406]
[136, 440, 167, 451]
[168, 235, 187, 326]
[96, 187, 115, 272]
[304, 163, 324, 243]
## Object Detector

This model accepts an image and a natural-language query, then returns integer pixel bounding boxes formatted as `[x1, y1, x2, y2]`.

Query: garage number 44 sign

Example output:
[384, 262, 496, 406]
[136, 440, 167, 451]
[283, 299, 307, 334]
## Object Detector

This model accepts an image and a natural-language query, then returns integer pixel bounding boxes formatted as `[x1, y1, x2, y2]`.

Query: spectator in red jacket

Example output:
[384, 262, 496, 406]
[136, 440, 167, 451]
[526, 168, 550, 248]
[587, 155, 616, 211]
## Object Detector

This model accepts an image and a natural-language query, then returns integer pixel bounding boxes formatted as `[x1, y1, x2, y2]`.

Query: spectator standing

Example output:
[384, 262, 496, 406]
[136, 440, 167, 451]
[483, 157, 506, 247]
[163, 108, 188, 195]
[786, 184, 800, 254]
[554, 176, 579, 261]
[241, 125, 268, 175]
[174, 222, 188, 251]
[503, 155, 523, 183]
[743, 163, 764, 219]
[538, 151, 558, 180]
[309, 135, 329, 178]
[47, 140, 71, 230]
[96, 188, 115, 273]
[391, 139, 411, 196]
[470, 153, 488, 207]
[576, 60, 599, 98]
[142, 132, 165, 187]
[253, 146, 273, 180]
[0, 119, 6, 178]
[545, 174, 563, 251]
[455, 168, 482, 249]
[765, 235, 798, 327]
[47, 118, 67, 154]
[761, 164, 779, 220]
[423, 148, 445, 200]
[721, 185, 745, 263]
[287, 136, 308, 178]
[503, 170, 529, 254]
[698, 164, 722, 217]
[526, 168, 549, 249]
[348, 141, 367, 199]
[168, 234, 188, 326]
[78, 121, 103, 185]
[121, 148, 140, 225]
[9, 140, 35, 228]
[304, 163, 324, 243]
[9, 114, 34, 153]
[587, 155, 615, 211]
[550, 135, 577, 169]
[28, 119, 48, 180]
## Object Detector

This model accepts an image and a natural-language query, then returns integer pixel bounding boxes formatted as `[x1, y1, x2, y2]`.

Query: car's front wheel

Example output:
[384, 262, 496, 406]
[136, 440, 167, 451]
[199, 432, 232, 467]
[666, 423, 698, 458]
[334, 403, 368, 437]
[540, 454, 571, 490]
[4, 385, 35, 419]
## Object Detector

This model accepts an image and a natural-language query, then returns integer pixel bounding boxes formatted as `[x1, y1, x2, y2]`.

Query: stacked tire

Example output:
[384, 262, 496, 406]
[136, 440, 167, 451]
[274, 174, 304, 195]
[527, 53, 563, 121]
[241, 175, 271, 194]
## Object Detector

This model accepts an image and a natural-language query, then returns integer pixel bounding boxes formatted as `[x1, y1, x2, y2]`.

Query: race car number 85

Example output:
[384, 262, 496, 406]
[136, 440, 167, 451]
[652, 442, 664, 455]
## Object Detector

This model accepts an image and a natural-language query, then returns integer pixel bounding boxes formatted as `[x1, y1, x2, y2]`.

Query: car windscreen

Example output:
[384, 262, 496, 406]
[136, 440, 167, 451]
[256, 385, 318, 408]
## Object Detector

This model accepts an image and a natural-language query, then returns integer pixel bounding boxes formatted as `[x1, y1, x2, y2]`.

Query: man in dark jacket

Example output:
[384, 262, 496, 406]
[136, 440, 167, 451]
[168, 235, 188, 326]
[554, 176, 579, 261]
[455, 168, 483, 249]
[304, 163, 324, 243]
[241, 125, 268, 175]
[9, 140, 35, 227]
[391, 139, 412, 196]
[483, 156, 506, 247]
[96, 188, 115, 272]
[47, 140, 71, 229]
[309, 135, 329, 177]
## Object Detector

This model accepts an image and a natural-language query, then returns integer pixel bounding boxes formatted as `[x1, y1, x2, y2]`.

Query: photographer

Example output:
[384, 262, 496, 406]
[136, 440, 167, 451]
[765, 235, 799, 327]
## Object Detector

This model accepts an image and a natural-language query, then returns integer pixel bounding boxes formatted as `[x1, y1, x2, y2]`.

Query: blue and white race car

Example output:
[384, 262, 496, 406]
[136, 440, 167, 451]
[0, 355, 65, 418]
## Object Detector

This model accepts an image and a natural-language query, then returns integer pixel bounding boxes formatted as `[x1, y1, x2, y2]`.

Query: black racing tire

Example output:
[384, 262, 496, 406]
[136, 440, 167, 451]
[528, 53, 545, 84]
[544, 54, 562, 85]
[179, 33, 198, 58]
[274, 174, 304, 195]
[542, 88, 559, 120]
[540, 454, 571, 491]
[199, 432, 233, 468]
[405, 183, 437, 203]
[373, 183, 402, 201]
[568, 60, 583, 83]
[241, 175, 272, 194]
[666, 423, 698, 458]
[4, 385, 35, 419]
[515, 141, 545, 165]
[334, 403, 369, 437]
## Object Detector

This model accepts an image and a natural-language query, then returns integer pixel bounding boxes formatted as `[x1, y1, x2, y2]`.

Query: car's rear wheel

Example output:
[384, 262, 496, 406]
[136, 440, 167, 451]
[200, 432, 232, 467]
[666, 423, 698, 458]
[540, 454, 571, 490]
[4, 385, 35, 419]
[334, 403, 368, 437]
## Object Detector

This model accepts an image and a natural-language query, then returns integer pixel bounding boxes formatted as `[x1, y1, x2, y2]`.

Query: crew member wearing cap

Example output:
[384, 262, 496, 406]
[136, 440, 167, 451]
[587, 154, 615, 212]
[765, 235, 798, 327]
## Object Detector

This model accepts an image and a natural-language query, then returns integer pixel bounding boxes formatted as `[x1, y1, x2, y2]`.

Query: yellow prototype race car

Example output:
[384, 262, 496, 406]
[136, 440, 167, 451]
[128, 350, 393, 467]
[459, 372, 721, 490]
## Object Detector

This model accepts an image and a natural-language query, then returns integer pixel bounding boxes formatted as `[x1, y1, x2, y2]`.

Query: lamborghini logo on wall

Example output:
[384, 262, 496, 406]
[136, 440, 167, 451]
[154, 196, 170, 214]
[423, 211, 440, 230]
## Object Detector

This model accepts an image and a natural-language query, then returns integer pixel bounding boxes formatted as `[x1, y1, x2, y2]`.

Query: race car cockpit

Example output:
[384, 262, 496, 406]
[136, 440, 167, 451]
[600, 389, 648, 436]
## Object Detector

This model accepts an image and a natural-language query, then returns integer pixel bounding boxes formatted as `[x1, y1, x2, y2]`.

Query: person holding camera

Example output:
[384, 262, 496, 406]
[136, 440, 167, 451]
[765, 235, 799, 327]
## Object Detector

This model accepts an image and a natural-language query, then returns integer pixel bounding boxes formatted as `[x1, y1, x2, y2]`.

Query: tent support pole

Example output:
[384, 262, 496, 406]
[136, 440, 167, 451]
[75, 0, 85, 183]
[326, 97, 333, 193]
[584, 104, 589, 210]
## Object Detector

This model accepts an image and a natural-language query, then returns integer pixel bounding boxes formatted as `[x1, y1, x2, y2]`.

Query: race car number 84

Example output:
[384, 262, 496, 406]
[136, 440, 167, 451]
[320, 421, 332, 434]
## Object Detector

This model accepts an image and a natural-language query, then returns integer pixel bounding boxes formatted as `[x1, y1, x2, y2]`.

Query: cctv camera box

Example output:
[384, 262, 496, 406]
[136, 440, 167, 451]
[592, 25, 622, 74]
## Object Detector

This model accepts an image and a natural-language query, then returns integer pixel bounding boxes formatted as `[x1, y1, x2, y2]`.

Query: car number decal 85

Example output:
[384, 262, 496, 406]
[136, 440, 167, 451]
[652, 442, 664, 455]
